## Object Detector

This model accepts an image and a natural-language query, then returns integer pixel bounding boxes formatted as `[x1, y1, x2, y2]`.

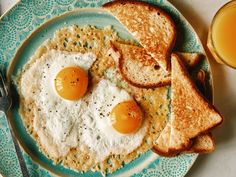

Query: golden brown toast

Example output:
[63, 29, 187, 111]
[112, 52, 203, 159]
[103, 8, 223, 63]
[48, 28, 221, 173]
[168, 54, 223, 153]
[152, 123, 175, 157]
[109, 42, 202, 88]
[153, 54, 223, 156]
[103, 0, 176, 71]
[186, 133, 215, 153]
[109, 42, 170, 87]
[153, 123, 215, 156]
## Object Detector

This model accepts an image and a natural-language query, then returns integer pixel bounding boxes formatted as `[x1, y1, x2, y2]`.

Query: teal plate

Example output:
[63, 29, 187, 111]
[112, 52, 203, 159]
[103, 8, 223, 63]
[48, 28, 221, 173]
[0, 0, 212, 177]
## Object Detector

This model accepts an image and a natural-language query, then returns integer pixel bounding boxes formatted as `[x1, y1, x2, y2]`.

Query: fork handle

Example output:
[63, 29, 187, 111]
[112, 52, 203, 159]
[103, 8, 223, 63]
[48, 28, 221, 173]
[9, 127, 30, 177]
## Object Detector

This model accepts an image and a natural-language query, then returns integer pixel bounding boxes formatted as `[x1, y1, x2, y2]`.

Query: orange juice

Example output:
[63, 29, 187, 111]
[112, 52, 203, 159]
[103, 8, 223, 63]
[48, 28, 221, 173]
[208, 1, 236, 68]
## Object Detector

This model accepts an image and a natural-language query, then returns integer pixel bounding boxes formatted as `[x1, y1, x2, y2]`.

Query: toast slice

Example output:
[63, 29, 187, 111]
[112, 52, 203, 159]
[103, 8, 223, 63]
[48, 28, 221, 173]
[109, 42, 171, 87]
[168, 54, 223, 153]
[152, 123, 176, 157]
[186, 133, 215, 153]
[109, 42, 202, 88]
[153, 122, 215, 156]
[103, 0, 176, 71]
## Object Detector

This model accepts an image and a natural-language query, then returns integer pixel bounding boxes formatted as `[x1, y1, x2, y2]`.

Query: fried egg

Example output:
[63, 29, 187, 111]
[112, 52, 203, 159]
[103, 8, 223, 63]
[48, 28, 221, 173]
[80, 79, 148, 162]
[20, 50, 96, 157]
[20, 50, 147, 161]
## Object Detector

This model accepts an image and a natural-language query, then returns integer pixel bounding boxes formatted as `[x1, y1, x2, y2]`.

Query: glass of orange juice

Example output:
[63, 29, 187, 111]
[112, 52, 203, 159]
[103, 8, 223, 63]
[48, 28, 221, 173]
[207, 1, 236, 69]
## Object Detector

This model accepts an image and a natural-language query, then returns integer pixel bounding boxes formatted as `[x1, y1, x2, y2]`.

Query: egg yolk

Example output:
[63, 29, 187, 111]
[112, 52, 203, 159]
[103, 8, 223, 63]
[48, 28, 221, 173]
[54, 66, 88, 100]
[110, 100, 142, 134]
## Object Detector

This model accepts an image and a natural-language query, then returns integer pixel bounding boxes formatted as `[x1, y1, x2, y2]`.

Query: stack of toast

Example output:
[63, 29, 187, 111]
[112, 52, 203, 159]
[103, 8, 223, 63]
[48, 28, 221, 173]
[103, 0, 223, 156]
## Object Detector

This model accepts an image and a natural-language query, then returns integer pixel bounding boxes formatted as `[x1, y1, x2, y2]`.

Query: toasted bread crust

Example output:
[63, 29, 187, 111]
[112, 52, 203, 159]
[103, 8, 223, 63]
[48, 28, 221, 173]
[109, 42, 202, 89]
[109, 42, 171, 88]
[186, 133, 215, 153]
[103, 0, 176, 71]
[152, 139, 193, 157]
[168, 139, 193, 154]
[152, 146, 176, 157]
[169, 54, 223, 151]
[152, 55, 218, 156]
[152, 122, 194, 156]
[172, 53, 224, 126]
[153, 133, 215, 156]
[121, 75, 171, 88]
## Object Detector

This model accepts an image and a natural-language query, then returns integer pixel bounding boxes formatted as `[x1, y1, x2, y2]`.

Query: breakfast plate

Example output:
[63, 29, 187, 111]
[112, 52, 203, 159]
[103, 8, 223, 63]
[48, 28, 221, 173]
[0, 0, 212, 176]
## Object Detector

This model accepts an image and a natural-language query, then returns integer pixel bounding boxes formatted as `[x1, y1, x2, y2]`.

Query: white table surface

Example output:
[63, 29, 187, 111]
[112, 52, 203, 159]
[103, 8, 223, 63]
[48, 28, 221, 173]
[1, 0, 236, 177]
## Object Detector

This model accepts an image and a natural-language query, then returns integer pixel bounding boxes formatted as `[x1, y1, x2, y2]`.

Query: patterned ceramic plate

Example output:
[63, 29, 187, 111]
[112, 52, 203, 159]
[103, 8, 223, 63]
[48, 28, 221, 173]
[0, 0, 212, 176]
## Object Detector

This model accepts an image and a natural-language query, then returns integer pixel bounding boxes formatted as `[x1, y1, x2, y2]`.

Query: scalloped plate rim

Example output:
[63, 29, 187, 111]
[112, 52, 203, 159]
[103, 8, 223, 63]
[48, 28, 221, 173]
[0, 0, 215, 176]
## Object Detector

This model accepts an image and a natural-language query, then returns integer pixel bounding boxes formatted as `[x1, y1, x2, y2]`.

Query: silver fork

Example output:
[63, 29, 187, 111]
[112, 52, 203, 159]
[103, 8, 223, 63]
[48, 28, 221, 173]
[0, 72, 30, 177]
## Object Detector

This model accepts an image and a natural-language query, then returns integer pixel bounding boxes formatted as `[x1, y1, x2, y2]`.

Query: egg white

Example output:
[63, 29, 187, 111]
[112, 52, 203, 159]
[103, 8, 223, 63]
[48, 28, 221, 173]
[79, 80, 148, 162]
[20, 51, 148, 161]
[20, 50, 96, 157]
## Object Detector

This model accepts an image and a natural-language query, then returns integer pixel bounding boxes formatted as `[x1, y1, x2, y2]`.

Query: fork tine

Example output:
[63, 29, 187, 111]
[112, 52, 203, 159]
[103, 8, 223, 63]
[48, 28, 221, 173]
[0, 72, 8, 97]
[0, 72, 28, 177]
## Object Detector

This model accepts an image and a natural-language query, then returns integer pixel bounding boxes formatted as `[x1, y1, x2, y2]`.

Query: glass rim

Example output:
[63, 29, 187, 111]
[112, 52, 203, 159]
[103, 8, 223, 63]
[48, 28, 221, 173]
[208, 0, 236, 69]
